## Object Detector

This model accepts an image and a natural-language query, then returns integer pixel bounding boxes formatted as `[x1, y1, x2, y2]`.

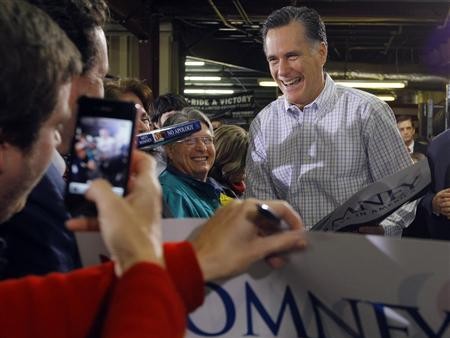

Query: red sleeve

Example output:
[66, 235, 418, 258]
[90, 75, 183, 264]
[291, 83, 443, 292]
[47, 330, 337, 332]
[102, 263, 187, 338]
[163, 241, 205, 312]
[0, 243, 204, 338]
[0, 262, 116, 338]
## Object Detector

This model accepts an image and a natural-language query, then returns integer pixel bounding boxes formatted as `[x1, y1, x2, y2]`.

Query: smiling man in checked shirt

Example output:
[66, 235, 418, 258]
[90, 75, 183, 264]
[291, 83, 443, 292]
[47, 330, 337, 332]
[245, 6, 415, 236]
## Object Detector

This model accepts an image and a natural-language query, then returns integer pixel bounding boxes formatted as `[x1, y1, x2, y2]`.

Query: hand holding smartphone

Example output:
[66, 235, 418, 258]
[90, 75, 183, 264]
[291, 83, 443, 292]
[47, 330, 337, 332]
[65, 97, 136, 217]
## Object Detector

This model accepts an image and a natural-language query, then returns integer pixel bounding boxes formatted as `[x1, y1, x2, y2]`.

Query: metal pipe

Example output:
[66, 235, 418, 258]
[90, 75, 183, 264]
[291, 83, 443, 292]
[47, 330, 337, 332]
[207, 0, 238, 30]
[233, 0, 252, 25]
[206, 0, 261, 43]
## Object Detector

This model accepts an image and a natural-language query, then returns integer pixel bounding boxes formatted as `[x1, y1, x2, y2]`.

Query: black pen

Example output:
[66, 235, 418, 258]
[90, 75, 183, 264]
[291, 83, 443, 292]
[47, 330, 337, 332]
[256, 203, 291, 232]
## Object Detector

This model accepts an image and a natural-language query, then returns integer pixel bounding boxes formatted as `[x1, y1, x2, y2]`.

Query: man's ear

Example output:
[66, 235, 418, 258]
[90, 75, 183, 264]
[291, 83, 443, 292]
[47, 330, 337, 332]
[318, 42, 328, 66]
[164, 145, 174, 161]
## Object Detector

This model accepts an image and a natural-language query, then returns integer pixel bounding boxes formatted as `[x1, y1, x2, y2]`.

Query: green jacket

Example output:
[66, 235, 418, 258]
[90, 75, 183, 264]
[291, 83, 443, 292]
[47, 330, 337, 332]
[159, 166, 222, 218]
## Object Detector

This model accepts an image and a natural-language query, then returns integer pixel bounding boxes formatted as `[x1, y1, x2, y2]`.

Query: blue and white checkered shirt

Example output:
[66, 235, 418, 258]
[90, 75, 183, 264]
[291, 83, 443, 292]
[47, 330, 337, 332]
[245, 74, 415, 236]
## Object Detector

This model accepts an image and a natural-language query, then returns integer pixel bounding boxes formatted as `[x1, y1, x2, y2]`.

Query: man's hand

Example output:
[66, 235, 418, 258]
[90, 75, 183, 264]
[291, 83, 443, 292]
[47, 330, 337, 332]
[191, 199, 307, 281]
[432, 188, 450, 219]
[66, 150, 164, 276]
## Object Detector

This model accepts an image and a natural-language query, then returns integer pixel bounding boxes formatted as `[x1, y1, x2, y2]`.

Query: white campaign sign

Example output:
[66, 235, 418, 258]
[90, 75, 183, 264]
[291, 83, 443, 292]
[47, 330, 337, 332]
[76, 219, 450, 338]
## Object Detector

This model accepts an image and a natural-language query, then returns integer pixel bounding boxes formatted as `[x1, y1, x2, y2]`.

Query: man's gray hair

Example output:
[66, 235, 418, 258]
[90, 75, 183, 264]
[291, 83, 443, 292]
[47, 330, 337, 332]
[261, 6, 327, 49]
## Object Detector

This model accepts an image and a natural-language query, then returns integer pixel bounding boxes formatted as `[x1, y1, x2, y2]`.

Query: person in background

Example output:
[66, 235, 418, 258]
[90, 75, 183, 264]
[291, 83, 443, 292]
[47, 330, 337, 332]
[0, 3, 308, 337]
[209, 125, 249, 203]
[150, 93, 189, 129]
[104, 80, 153, 134]
[403, 129, 450, 240]
[211, 118, 224, 131]
[159, 108, 223, 218]
[396, 115, 428, 155]
[120, 78, 154, 115]
[146, 93, 188, 175]
[419, 129, 450, 239]
[104, 80, 175, 217]
[245, 6, 415, 236]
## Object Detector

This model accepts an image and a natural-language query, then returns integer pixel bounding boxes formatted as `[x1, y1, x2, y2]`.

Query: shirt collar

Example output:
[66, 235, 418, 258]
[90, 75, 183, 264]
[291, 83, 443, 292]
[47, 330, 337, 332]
[283, 73, 337, 117]
[408, 140, 414, 153]
[166, 165, 222, 195]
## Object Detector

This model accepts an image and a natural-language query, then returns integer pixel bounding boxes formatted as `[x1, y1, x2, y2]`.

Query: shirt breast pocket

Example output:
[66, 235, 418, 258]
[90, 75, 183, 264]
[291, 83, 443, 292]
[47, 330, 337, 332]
[328, 132, 366, 178]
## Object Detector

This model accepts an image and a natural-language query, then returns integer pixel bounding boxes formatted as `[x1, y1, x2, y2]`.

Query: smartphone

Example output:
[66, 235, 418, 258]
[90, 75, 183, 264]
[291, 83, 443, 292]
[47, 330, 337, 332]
[65, 97, 136, 217]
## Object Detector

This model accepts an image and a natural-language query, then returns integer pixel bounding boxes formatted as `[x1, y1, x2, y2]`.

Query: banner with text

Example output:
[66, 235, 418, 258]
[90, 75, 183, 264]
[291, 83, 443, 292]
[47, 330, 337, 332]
[185, 92, 255, 119]
[76, 219, 450, 338]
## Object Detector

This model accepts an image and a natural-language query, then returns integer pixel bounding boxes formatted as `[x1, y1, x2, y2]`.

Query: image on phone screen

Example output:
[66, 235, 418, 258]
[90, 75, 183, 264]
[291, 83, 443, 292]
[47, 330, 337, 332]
[68, 116, 133, 197]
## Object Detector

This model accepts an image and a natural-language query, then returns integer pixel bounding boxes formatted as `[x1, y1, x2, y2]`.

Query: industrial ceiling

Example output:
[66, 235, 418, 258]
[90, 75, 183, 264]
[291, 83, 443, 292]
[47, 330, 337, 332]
[105, 0, 450, 109]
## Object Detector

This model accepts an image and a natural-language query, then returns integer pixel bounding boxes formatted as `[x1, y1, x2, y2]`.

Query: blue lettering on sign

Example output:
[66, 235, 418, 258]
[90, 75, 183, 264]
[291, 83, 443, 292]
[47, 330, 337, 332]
[371, 302, 450, 338]
[166, 124, 194, 137]
[188, 282, 236, 336]
[187, 282, 449, 337]
[309, 293, 366, 338]
[245, 282, 308, 337]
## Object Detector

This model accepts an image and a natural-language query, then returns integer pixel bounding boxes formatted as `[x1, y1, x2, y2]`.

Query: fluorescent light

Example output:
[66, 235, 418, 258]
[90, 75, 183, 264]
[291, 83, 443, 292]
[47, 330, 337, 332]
[376, 95, 396, 102]
[185, 61, 205, 66]
[258, 79, 406, 89]
[184, 89, 234, 95]
[258, 80, 278, 87]
[190, 82, 234, 87]
[184, 76, 221, 81]
[335, 80, 406, 89]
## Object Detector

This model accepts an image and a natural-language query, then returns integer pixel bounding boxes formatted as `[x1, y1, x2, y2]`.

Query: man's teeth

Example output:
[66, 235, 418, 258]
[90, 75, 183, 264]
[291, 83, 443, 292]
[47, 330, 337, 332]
[192, 157, 207, 161]
[282, 78, 301, 86]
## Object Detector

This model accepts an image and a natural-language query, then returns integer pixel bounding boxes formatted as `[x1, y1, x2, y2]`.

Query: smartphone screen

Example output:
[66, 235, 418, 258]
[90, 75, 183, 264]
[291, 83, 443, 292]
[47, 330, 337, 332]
[65, 97, 136, 217]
